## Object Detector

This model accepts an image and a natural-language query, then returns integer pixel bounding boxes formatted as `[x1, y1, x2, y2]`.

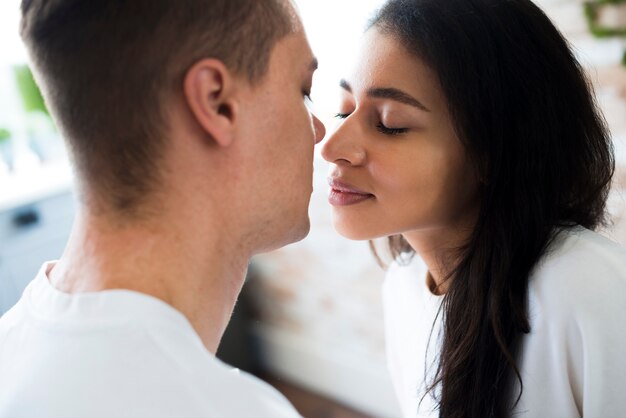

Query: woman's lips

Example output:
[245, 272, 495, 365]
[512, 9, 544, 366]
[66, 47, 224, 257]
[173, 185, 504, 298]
[328, 179, 375, 206]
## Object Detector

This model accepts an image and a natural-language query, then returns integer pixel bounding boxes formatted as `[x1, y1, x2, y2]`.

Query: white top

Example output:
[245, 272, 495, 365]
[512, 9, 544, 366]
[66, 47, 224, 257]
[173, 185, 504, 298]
[0, 262, 301, 418]
[383, 227, 626, 418]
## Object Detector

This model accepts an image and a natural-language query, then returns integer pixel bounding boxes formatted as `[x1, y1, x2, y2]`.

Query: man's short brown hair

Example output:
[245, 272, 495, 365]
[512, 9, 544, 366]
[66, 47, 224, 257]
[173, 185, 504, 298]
[20, 0, 294, 214]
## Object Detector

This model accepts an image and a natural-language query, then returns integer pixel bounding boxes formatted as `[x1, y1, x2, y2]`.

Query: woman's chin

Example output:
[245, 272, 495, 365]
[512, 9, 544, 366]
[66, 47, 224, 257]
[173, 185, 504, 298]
[333, 222, 383, 241]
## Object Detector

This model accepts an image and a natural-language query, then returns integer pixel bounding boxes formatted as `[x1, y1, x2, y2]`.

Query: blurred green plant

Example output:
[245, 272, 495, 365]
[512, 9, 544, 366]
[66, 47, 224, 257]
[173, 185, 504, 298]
[13, 65, 49, 115]
[0, 128, 11, 143]
[584, 0, 626, 67]
[0, 128, 13, 171]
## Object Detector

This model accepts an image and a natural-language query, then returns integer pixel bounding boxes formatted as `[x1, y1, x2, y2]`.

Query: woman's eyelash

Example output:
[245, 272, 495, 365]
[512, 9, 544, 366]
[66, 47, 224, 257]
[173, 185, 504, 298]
[376, 122, 408, 135]
[334, 113, 408, 135]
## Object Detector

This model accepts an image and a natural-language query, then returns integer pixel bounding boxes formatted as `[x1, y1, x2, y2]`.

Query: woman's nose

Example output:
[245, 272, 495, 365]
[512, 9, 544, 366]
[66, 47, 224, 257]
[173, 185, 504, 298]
[320, 117, 366, 166]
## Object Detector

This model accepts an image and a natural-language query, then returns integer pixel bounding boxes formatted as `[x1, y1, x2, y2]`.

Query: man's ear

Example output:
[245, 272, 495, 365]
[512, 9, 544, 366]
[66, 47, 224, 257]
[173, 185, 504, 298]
[183, 59, 240, 147]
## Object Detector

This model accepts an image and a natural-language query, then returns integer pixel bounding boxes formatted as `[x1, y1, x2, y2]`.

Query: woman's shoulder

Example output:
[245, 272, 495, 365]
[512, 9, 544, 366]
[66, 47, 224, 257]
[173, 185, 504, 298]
[384, 255, 429, 288]
[385, 254, 425, 278]
[530, 227, 626, 315]
[537, 227, 626, 280]
[383, 254, 430, 300]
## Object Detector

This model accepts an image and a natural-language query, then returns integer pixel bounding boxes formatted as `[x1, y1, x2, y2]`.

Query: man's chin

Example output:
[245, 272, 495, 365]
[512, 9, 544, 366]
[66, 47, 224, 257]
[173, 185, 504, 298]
[255, 216, 311, 254]
[279, 216, 311, 246]
[292, 217, 311, 242]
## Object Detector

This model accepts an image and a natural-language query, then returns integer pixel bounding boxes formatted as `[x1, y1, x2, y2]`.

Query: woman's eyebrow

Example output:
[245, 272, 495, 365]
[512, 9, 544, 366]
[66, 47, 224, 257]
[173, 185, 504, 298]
[339, 79, 430, 112]
[368, 87, 430, 112]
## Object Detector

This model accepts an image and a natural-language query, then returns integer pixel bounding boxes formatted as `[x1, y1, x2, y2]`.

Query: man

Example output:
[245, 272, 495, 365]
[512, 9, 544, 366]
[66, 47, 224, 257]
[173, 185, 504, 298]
[0, 0, 325, 417]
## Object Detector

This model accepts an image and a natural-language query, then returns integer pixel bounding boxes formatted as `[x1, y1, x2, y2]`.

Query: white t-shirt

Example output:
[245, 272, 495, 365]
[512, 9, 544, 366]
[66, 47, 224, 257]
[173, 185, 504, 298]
[0, 262, 302, 418]
[383, 227, 626, 418]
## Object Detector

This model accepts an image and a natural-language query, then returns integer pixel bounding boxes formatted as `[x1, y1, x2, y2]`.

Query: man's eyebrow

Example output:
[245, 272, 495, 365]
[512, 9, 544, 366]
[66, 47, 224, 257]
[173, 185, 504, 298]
[339, 79, 352, 92]
[339, 79, 430, 112]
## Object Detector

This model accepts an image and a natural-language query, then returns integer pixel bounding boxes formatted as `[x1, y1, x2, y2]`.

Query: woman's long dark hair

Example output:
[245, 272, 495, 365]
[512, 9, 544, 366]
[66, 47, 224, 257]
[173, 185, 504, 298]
[369, 0, 615, 416]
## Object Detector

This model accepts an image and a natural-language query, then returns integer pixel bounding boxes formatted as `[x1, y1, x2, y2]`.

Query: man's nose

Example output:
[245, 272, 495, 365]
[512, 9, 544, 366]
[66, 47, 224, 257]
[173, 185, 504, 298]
[313, 115, 326, 145]
[320, 116, 366, 167]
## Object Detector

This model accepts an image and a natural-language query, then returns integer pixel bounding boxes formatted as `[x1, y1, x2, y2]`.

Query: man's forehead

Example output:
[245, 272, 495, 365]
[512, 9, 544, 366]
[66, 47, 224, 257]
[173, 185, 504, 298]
[272, 29, 315, 70]
[280, 0, 304, 33]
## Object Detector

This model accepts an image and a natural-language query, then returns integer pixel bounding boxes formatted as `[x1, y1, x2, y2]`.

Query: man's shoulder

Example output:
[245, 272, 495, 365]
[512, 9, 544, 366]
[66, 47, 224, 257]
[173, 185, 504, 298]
[198, 365, 301, 417]
[87, 323, 302, 417]
[0, 296, 301, 418]
[113, 341, 301, 417]
[145, 357, 300, 418]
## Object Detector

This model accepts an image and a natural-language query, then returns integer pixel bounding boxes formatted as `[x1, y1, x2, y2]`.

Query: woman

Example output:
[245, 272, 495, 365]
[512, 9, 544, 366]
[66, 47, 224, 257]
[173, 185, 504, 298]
[321, 0, 626, 417]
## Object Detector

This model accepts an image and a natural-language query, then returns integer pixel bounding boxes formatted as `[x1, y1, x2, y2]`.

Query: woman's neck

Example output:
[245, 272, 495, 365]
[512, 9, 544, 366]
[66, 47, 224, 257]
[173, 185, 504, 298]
[403, 220, 476, 295]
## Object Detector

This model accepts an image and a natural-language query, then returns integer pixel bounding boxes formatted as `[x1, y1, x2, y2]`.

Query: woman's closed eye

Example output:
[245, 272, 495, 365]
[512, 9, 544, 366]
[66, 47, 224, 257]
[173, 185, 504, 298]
[377, 122, 408, 135]
[334, 112, 408, 136]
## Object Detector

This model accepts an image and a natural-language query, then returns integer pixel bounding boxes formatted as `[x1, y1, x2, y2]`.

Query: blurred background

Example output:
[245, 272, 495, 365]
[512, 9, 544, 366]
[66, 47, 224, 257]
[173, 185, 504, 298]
[0, 1, 625, 417]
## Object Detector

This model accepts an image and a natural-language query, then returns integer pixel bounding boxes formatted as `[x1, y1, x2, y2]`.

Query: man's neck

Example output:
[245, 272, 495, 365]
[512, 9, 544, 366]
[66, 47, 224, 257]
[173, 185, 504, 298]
[48, 212, 250, 354]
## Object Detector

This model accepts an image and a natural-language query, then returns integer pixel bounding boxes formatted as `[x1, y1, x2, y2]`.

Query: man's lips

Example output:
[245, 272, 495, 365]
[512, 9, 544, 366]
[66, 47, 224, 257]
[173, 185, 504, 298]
[327, 178, 375, 206]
